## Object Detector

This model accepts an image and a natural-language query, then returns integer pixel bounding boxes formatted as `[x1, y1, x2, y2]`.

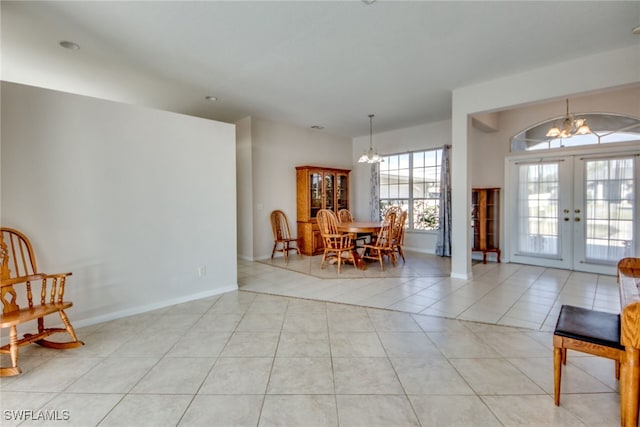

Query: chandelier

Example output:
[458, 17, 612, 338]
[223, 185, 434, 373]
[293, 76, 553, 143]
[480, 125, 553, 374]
[358, 114, 384, 163]
[546, 98, 591, 139]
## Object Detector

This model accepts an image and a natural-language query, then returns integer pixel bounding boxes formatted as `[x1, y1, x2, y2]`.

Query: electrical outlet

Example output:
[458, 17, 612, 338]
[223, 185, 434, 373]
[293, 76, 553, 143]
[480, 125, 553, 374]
[198, 266, 207, 277]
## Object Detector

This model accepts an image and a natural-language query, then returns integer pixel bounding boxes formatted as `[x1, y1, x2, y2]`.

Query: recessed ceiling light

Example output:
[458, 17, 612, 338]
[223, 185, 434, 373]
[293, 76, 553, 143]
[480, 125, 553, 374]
[633, 25, 640, 35]
[310, 125, 324, 130]
[205, 95, 218, 101]
[59, 40, 80, 50]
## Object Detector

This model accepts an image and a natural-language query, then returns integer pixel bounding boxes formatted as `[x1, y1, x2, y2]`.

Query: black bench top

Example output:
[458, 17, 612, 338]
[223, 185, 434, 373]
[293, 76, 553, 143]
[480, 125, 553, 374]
[554, 305, 624, 350]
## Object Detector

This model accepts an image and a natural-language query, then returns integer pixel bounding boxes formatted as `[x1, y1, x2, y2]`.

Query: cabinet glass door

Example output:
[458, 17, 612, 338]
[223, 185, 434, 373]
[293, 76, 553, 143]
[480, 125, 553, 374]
[337, 174, 348, 211]
[310, 172, 323, 218]
[471, 191, 480, 249]
[485, 190, 499, 250]
[324, 173, 335, 212]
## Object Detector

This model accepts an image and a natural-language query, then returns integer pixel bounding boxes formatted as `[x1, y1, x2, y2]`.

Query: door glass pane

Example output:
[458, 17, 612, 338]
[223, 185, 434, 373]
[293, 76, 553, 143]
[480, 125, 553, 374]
[584, 158, 634, 262]
[324, 173, 335, 211]
[337, 174, 348, 210]
[310, 173, 322, 218]
[517, 163, 559, 256]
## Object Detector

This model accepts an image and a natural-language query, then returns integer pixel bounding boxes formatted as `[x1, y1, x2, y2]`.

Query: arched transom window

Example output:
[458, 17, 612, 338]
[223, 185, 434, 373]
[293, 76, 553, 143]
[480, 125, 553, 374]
[511, 113, 640, 152]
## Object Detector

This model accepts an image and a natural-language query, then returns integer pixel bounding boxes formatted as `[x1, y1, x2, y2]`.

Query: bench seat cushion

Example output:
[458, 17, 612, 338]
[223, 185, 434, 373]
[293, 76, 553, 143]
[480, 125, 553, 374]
[0, 302, 73, 328]
[554, 304, 623, 350]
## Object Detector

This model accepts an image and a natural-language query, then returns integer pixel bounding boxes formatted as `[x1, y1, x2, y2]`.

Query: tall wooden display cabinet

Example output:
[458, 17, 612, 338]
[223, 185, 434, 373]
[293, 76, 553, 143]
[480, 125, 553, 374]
[471, 187, 501, 263]
[296, 166, 350, 255]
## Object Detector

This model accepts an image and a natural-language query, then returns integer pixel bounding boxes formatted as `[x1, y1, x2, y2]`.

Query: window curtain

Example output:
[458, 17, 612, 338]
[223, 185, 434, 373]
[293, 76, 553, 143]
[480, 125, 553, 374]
[435, 145, 452, 256]
[369, 163, 380, 221]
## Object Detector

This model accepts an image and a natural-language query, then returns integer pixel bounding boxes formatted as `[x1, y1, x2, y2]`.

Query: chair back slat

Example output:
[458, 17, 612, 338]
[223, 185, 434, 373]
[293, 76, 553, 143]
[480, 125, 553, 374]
[1, 228, 39, 313]
[0, 228, 37, 279]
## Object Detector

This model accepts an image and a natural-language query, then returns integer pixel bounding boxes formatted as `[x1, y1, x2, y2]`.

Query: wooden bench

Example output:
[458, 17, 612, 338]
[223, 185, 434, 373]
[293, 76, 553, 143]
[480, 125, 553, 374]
[618, 257, 640, 426]
[0, 228, 83, 376]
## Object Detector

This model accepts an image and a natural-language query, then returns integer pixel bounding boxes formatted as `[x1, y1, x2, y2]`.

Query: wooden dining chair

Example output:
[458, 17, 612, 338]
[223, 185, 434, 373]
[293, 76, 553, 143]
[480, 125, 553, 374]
[337, 209, 353, 223]
[270, 210, 300, 262]
[362, 212, 396, 271]
[316, 209, 356, 273]
[338, 209, 369, 246]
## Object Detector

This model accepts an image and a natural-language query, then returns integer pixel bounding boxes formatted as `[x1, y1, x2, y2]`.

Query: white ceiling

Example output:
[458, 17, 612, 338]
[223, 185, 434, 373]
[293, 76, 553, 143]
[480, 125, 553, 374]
[2, 1, 639, 138]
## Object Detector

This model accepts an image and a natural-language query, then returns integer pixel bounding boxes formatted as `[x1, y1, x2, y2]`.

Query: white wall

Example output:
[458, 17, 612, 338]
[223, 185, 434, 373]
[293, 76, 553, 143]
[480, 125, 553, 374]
[468, 86, 640, 263]
[451, 44, 640, 279]
[249, 118, 352, 259]
[235, 116, 254, 260]
[348, 86, 640, 262]
[1, 82, 237, 326]
[351, 120, 451, 253]
[471, 86, 640, 187]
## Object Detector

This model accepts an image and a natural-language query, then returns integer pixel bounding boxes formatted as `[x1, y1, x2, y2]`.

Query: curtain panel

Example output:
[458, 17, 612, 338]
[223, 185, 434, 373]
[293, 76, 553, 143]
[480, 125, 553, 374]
[369, 163, 380, 221]
[435, 145, 452, 256]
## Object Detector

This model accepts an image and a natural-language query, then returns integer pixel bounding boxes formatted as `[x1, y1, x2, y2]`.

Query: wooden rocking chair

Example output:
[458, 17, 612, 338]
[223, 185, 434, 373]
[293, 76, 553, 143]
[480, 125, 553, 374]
[0, 228, 84, 376]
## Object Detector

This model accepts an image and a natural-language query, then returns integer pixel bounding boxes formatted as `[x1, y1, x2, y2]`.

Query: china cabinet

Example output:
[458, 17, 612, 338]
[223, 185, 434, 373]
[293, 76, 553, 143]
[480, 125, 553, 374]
[296, 166, 350, 255]
[471, 187, 501, 263]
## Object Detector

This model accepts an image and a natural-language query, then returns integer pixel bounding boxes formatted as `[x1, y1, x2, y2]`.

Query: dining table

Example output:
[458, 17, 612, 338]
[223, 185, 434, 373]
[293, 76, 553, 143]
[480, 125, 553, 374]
[337, 221, 382, 270]
[337, 221, 383, 235]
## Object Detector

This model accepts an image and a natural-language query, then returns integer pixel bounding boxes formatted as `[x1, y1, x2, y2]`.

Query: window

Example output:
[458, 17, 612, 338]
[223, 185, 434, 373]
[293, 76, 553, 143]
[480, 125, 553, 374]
[379, 148, 442, 231]
[511, 113, 640, 152]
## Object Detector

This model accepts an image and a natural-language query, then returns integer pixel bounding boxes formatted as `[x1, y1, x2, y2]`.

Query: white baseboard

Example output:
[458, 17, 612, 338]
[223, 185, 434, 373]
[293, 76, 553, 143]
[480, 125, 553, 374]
[402, 245, 436, 254]
[450, 272, 472, 280]
[73, 284, 238, 329]
[238, 254, 273, 261]
[0, 285, 239, 347]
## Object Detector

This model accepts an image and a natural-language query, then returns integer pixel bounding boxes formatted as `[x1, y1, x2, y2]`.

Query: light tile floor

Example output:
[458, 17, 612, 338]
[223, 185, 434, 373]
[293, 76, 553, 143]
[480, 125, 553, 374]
[246, 251, 620, 331]
[0, 253, 622, 426]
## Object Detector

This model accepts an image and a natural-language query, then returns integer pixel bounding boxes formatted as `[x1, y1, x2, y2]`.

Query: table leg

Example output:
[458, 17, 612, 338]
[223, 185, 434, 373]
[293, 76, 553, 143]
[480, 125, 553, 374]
[621, 347, 639, 427]
[352, 249, 366, 270]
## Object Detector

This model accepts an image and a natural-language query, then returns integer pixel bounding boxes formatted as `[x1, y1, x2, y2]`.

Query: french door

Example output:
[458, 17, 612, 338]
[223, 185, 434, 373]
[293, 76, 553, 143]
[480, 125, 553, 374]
[507, 150, 638, 275]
